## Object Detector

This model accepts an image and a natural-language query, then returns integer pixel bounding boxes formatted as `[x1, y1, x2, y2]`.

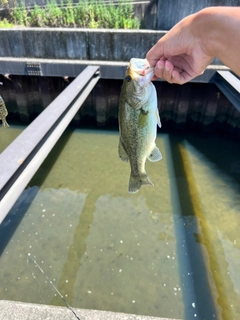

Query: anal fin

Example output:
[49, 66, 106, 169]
[148, 146, 162, 162]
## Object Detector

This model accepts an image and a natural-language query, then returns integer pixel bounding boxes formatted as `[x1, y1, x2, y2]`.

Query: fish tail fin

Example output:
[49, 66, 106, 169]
[129, 173, 154, 194]
[2, 119, 9, 128]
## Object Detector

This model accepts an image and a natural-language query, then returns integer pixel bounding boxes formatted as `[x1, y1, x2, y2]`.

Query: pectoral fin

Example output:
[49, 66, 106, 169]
[155, 108, 161, 128]
[148, 146, 162, 162]
[118, 139, 128, 162]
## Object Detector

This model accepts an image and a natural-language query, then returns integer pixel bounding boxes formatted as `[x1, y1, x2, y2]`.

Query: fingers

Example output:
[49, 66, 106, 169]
[147, 42, 194, 84]
[154, 60, 192, 85]
[154, 60, 176, 84]
[155, 60, 173, 82]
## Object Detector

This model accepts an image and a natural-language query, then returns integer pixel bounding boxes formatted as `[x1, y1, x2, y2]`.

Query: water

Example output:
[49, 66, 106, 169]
[0, 126, 240, 320]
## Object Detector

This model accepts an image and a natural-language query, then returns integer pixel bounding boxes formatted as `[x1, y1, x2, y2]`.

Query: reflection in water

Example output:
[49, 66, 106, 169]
[217, 229, 240, 297]
[0, 128, 240, 320]
[51, 191, 98, 307]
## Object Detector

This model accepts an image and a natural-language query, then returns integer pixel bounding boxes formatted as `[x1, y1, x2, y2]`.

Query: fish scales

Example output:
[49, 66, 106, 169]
[0, 95, 9, 128]
[120, 102, 155, 174]
[118, 58, 162, 193]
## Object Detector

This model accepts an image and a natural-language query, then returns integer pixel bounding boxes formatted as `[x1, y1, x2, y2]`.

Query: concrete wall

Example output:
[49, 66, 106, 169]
[0, 28, 220, 65]
[0, 28, 166, 61]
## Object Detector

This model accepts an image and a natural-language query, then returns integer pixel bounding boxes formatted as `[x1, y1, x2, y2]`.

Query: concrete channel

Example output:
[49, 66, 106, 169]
[0, 27, 240, 320]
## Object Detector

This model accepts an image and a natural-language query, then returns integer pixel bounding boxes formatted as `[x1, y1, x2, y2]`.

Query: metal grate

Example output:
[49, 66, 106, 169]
[26, 62, 42, 76]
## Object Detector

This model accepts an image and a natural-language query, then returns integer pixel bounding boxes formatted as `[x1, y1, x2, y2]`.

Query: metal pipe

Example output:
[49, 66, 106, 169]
[0, 66, 100, 224]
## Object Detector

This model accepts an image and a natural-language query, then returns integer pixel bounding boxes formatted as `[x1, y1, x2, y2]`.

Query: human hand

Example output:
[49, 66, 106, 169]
[146, 13, 214, 84]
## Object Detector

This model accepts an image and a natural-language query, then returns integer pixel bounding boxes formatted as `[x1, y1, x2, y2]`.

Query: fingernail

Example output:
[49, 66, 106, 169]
[157, 61, 164, 70]
[165, 64, 170, 72]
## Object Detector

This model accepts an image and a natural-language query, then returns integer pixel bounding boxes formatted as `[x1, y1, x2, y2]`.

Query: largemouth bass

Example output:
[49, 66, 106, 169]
[118, 58, 162, 193]
[0, 95, 9, 128]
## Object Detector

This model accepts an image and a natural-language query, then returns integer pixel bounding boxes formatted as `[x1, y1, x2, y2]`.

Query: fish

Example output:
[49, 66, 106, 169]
[0, 95, 9, 128]
[118, 58, 162, 193]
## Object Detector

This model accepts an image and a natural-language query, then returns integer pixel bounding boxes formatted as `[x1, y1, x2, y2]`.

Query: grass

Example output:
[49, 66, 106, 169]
[0, 18, 14, 28]
[8, 0, 140, 29]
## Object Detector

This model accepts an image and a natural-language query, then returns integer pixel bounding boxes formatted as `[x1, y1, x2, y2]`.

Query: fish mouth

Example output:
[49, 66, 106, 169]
[129, 58, 154, 85]
[130, 58, 154, 76]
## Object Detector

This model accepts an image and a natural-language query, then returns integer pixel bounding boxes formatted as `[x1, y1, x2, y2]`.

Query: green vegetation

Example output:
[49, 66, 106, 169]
[11, 1, 29, 26]
[0, 18, 14, 28]
[0, 0, 8, 6]
[6, 0, 140, 29]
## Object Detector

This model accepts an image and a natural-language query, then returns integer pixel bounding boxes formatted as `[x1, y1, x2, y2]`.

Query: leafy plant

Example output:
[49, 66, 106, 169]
[8, 0, 140, 29]
[46, 0, 63, 27]
[73, 0, 88, 27]
[62, 0, 75, 26]
[11, 1, 29, 26]
[0, 18, 14, 28]
[30, 4, 46, 27]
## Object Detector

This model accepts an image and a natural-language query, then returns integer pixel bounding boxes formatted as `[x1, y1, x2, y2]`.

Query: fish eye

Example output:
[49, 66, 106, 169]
[125, 75, 132, 82]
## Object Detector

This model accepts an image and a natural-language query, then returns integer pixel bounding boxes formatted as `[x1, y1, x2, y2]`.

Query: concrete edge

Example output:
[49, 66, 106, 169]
[0, 57, 229, 81]
[0, 27, 167, 34]
[0, 300, 182, 320]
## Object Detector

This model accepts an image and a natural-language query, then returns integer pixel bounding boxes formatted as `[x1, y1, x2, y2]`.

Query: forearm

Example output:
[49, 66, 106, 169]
[193, 7, 240, 76]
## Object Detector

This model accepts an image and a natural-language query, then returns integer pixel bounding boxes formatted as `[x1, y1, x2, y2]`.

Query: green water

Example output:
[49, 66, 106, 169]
[0, 126, 240, 320]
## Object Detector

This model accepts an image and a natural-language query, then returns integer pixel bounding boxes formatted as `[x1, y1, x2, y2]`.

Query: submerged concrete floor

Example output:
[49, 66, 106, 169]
[0, 300, 181, 320]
